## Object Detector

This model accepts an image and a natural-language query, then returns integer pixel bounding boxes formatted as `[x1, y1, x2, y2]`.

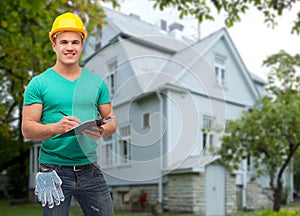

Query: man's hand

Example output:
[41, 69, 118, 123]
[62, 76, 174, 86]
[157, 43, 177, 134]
[56, 116, 80, 134]
[35, 170, 65, 208]
[82, 126, 104, 140]
[82, 116, 117, 140]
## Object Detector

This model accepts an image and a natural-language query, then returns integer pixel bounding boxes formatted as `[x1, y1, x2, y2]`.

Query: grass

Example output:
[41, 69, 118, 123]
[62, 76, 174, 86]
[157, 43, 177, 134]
[0, 199, 83, 216]
[0, 199, 194, 216]
[1, 199, 300, 216]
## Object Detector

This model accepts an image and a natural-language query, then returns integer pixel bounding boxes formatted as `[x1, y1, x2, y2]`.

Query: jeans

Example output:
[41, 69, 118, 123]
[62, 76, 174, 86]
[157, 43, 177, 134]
[40, 163, 114, 216]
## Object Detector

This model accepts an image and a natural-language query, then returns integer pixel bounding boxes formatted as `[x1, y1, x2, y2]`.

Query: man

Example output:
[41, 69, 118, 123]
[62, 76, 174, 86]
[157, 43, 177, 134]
[22, 12, 117, 216]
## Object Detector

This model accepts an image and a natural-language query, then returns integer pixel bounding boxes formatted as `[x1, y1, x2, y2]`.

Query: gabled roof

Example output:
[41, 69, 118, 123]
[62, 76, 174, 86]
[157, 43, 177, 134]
[104, 8, 189, 52]
[189, 27, 262, 98]
[250, 72, 267, 85]
[92, 8, 266, 100]
[194, 28, 267, 85]
[104, 7, 166, 37]
[142, 27, 262, 101]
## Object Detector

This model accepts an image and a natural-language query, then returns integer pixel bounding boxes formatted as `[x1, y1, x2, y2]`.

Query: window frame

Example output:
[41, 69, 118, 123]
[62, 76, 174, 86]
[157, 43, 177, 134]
[214, 54, 227, 86]
[202, 115, 214, 151]
[102, 136, 114, 168]
[143, 112, 150, 128]
[117, 124, 131, 165]
[106, 60, 118, 97]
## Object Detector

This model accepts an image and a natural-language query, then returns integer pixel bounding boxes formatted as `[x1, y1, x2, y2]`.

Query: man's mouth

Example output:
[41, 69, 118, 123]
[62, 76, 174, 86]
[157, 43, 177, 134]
[65, 53, 75, 56]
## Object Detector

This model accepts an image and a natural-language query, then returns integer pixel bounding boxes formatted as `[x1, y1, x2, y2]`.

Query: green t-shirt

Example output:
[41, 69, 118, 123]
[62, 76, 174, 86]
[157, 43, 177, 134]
[23, 68, 111, 166]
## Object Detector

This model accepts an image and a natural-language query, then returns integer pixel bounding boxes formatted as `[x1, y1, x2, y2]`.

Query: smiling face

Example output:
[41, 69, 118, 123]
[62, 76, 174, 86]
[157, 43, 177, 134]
[52, 31, 84, 67]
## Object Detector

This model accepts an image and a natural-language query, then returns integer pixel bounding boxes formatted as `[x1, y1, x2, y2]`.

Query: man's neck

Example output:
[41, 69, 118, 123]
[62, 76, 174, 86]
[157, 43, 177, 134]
[52, 64, 82, 81]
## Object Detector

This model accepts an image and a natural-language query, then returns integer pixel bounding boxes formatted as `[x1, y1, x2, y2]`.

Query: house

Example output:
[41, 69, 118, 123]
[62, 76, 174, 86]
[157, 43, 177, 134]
[80, 8, 276, 215]
[27, 7, 290, 215]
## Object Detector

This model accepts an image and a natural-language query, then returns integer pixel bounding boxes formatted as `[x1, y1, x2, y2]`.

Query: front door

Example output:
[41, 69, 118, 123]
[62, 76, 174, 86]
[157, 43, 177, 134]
[205, 164, 226, 216]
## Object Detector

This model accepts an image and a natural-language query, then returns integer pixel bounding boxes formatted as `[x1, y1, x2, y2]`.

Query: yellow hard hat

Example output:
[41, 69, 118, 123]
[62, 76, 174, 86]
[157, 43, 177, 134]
[49, 12, 87, 43]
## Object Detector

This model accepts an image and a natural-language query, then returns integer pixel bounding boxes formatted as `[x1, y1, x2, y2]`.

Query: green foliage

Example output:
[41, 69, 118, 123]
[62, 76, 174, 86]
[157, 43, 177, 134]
[218, 50, 300, 211]
[258, 209, 300, 216]
[0, 0, 118, 198]
[148, 0, 300, 211]
[153, 0, 300, 33]
[293, 149, 300, 192]
[6, 161, 29, 198]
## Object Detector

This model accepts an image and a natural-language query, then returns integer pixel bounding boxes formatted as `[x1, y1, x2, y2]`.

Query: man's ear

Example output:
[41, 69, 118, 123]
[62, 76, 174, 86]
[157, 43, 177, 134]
[51, 42, 56, 50]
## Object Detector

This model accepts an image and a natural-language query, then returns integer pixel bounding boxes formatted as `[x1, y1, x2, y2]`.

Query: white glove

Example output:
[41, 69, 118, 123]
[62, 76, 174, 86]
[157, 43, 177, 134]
[34, 170, 65, 208]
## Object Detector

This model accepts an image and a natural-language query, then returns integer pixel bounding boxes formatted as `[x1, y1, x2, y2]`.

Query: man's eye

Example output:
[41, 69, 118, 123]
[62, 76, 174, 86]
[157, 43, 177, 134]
[73, 41, 80, 44]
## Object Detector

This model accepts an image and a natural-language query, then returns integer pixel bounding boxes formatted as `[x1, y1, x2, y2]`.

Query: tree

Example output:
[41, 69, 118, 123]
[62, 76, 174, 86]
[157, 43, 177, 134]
[218, 50, 300, 212]
[0, 0, 118, 198]
[152, 0, 300, 211]
[153, 0, 300, 34]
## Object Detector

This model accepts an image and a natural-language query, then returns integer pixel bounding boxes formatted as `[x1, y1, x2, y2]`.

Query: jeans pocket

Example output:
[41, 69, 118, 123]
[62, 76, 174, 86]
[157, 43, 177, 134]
[92, 165, 103, 177]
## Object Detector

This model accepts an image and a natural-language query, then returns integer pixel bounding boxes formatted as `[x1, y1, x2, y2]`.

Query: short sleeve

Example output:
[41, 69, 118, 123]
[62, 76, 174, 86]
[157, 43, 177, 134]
[23, 77, 43, 105]
[97, 80, 111, 105]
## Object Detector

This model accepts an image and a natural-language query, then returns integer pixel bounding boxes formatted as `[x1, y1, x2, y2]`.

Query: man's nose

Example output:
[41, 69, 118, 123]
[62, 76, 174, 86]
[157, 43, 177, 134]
[66, 42, 74, 50]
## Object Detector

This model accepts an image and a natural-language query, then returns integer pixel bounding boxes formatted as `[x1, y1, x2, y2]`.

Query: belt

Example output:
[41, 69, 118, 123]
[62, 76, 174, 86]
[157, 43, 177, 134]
[40, 163, 94, 172]
[62, 163, 94, 171]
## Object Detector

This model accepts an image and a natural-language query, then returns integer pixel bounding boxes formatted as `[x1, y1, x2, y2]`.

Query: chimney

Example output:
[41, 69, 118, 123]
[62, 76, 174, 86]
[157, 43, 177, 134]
[169, 22, 184, 32]
[155, 19, 167, 31]
[168, 22, 184, 39]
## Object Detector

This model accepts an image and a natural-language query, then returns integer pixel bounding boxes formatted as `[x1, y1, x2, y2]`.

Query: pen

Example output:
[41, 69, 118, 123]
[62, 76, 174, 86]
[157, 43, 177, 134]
[59, 110, 68, 116]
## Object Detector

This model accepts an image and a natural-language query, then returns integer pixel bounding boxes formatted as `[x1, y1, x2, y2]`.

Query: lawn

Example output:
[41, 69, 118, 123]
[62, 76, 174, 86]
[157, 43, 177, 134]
[0, 199, 82, 216]
[0, 199, 195, 216]
[1, 199, 299, 216]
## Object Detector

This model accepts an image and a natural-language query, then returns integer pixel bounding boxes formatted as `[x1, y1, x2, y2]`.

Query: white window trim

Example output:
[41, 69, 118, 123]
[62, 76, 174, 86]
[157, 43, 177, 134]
[202, 115, 215, 153]
[118, 139, 131, 165]
[214, 54, 227, 86]
[102, 137, 114, 168]
[106, 59, 118, 97]
[117, 124, 131, 166]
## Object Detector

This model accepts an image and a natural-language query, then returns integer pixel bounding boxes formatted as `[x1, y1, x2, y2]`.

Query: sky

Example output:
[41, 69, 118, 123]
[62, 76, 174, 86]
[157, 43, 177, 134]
[102, 0, 300, 80]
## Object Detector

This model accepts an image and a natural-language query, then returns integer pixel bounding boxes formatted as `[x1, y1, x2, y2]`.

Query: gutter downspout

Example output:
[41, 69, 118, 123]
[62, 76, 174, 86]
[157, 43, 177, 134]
[242, 159, 247, 209]
[156, 91, 164, 205]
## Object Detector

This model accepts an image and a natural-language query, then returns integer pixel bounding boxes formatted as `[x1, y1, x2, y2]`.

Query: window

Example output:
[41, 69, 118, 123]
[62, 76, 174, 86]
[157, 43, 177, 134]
[214, 54, 226, 85]
[143, 113, 150, 128]
[203, 115, 213, 129]
[102, 136, 113, 167]
[118, 139, 130, 164]
[160, 19, 167, 31]
[95, 42, 101, 52]
[118, 125, 131, 165]
[107, 60, 117, 97]
[225, 119, 231, 132]
[225, 119, 231, 127]
[202, 115, 214, 151]
[94, 28, 102, 51]
[119, 191, 130, 205]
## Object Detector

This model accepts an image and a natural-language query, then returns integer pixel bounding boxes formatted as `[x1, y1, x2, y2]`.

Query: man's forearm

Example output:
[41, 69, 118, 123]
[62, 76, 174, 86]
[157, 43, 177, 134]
[22, 121, 57, 141]
[101, 120, 118, 137]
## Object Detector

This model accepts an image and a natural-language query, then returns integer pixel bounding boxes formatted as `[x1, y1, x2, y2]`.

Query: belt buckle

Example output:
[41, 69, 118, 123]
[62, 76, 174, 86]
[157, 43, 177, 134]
[73, 166, 83, 172]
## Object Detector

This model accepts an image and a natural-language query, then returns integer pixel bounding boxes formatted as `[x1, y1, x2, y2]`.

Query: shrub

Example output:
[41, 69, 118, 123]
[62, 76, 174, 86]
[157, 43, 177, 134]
[258, 209, 300, 216]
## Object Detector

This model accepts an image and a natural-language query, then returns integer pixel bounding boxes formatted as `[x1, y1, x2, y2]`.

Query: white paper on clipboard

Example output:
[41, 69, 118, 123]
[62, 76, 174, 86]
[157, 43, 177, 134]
[52, 116, 117, 139]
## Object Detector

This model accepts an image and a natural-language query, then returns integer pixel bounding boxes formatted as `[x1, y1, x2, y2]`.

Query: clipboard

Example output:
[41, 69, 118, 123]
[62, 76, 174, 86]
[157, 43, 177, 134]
[52, 116, 117, 139]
